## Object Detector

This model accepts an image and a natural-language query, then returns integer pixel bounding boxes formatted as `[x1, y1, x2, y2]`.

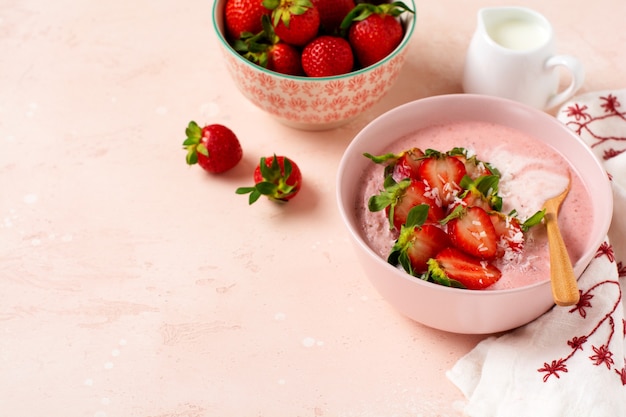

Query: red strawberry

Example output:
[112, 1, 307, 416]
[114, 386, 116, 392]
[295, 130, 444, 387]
[263, 0, 320, 46]
[225, 0, 271, 40]
[183, 121, 243, 173]
[454, 175, 502, 213]
[341, 2, 413, 67]
[417, 150, 467, 207]
[392, 147, 424, 182]
[489, 211, 524, 258]
[233, 16, 303, 75]
[267, 42, 303, 75]
[311, 0, 356, 34]
[236, 155, 302, 204]
[368, 177, 444, 231]
[301, 35, 354, 77]
[389, 179, 444, 230]
[444, 205, 498, 260]
[428, 247, 502, 290]
[388, 205, 451, 275]
[448, 148, 498, 180]
[363, 147, 424, 182]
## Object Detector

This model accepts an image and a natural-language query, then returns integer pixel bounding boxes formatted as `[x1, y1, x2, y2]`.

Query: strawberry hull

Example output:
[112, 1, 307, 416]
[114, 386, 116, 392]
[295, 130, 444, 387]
[337, 94, 612, 334]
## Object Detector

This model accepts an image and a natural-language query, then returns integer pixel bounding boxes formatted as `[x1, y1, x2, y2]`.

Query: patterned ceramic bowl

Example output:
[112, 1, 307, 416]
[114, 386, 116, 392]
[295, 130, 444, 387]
[211, 0, 416, 131]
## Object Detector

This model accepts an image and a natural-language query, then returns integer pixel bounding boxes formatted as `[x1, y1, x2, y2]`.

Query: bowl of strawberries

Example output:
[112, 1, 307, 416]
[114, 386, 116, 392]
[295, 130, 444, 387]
[336, 94, 613, 334]
[212, 0, 416, 130]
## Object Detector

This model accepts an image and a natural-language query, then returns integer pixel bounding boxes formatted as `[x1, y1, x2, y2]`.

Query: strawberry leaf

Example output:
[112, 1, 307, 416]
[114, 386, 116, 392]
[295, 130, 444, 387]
[363, 151, 400, 164]
[255, 181, 279, 196]
[522, 209, 546, 231]
[185, 149, 198, 165]
[426, 258, 466, 288]
[183, 120, 203, 166]
[405, 204, 429, 228]
[235, 186, 264, 205]
[439, 204, 464, 225]
[185, 121, 202, 141]
[398, 250, 413, 276]
[367, 176, 409, 212]
[196, 143, 209, 157]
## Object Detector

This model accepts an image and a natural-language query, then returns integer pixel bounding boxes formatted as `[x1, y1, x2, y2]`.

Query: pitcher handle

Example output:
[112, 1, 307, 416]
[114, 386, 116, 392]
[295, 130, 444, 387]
[544, 55, 585, 110]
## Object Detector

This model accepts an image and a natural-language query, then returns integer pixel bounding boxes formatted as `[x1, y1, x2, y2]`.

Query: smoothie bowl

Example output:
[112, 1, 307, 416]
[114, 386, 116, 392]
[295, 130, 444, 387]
[336, 94, 612, 334]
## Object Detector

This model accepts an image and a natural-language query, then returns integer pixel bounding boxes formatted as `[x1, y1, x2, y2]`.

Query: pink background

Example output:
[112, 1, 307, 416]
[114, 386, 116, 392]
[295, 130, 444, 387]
[1, 0, 624, 415]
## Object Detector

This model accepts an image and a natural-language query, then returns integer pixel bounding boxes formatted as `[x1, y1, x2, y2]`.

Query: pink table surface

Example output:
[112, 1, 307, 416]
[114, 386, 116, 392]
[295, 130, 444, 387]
[1, 1, 624, 416]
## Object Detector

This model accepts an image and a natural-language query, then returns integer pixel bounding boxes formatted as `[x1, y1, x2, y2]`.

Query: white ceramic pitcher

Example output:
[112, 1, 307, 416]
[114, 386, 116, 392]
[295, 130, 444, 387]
[463, 6, 585, 110]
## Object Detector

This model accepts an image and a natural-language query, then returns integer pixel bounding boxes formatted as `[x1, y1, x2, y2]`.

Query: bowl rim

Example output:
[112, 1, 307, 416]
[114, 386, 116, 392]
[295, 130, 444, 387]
[336, 93, 614, 297]
[211, 0, 417, 81]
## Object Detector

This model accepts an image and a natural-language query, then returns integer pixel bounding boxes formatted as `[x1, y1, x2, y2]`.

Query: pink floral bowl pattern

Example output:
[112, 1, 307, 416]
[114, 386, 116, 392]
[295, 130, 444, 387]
[211, 0, 416, 131]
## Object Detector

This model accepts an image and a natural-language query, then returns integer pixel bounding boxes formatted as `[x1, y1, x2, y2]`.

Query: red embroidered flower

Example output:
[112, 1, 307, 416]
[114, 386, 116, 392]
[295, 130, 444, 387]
[595, 242, 615, 262]
[600, 94, 621, 114]
[567, 335, 588, 351]
[538, 359, 568, 382]
[569, 291, 593, 318]
[603, 148, 626, 161]
[589, 345, 614, 369]
[563, 103, 591, 121]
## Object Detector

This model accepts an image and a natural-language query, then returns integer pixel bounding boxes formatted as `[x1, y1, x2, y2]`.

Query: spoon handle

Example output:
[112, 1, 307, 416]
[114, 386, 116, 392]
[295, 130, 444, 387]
[545, 211, 580, 306]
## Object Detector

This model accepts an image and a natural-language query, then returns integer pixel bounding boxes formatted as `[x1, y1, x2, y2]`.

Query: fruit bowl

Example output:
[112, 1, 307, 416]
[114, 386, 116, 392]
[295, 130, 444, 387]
[211, 0, 416, 131]
[336, 94, 613, 334]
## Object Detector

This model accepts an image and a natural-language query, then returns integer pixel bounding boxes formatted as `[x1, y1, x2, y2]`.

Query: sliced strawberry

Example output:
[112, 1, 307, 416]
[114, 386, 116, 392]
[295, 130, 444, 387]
[448, 148, 499, 180]
[369, 177, 444, 231]
[489, 211, 524, 258]
[417, 150, 467, 207]
[427, 247, 501, 290]
[444, 205, 498, 260]
[388, 205, 451, 275]
[392, 147, 425, 182]
[391, 180, 444, 229]
[454, 174, 503, 212]
[363, 147, 424, 182]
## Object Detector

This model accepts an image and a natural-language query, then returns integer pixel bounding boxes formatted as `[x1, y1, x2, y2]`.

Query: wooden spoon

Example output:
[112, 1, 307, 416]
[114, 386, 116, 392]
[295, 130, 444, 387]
[543, 174, 580, 306]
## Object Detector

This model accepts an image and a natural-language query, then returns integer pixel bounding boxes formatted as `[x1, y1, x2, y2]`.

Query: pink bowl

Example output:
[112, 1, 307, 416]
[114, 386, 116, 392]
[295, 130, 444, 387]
[211, 0, 416, 131]
[336, 94, 613, 334]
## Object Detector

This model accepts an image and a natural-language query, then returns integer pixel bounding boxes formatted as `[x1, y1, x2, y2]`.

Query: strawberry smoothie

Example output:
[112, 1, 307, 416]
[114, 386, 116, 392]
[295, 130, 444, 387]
[356, 120, 593, 290]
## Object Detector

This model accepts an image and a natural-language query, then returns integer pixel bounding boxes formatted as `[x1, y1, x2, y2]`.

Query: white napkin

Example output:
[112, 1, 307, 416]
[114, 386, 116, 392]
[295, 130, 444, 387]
[447, 90, 626, 417]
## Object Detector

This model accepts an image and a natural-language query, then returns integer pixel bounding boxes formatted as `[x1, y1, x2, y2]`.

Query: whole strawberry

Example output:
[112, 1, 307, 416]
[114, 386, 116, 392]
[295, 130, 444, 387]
[236, 155, 302, 204]
[341, 1, 414, 68]
[267, 42, 303, 75]
[183, 121, 243, 174]
[225, 0, 271, 40]
[233, 16, 303, 75]
[311, 0, 355, 34]
[301, 35, 354, 77]
[387, 205, 451, 275]
[263, 0, 320, 46]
